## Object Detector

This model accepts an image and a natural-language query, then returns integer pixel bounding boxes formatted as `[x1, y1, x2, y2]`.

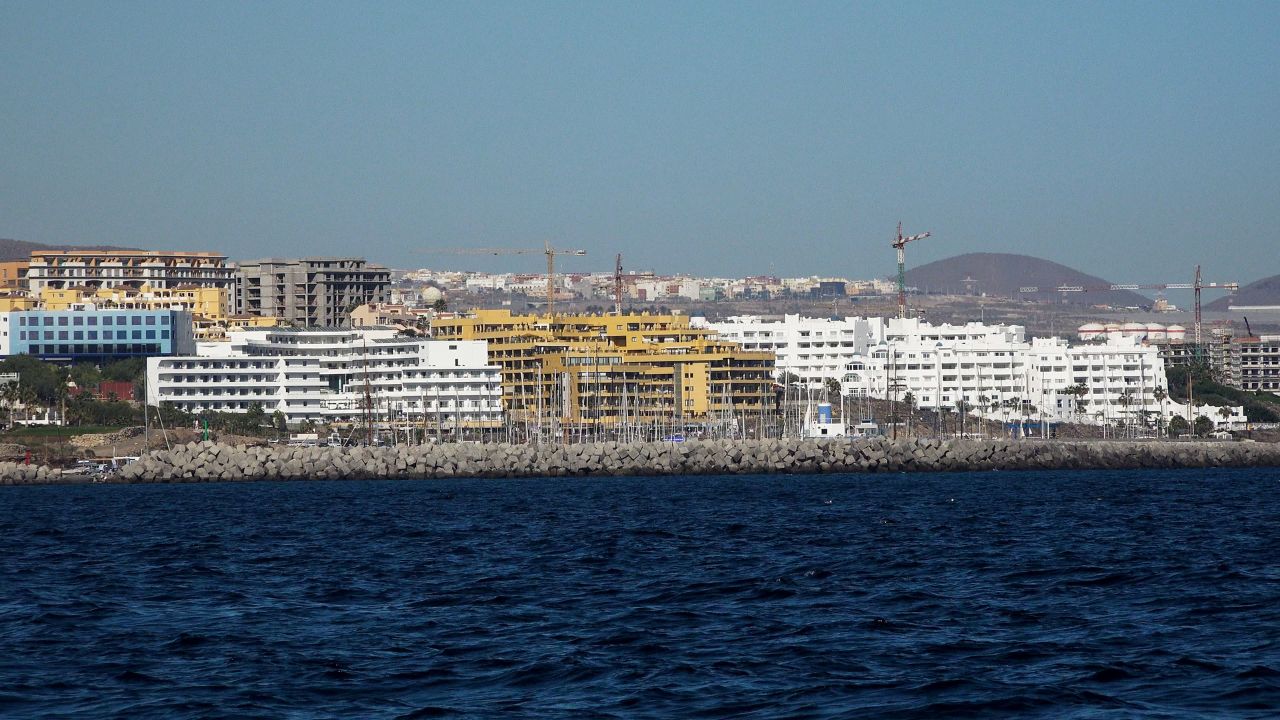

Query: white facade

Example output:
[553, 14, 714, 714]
[696, 315, 1025, 387]
[843, 332, 1035, 416]
[696, 314, 880, 384]
[146, 328, 503, 426]
[842, 324, 1242, 429]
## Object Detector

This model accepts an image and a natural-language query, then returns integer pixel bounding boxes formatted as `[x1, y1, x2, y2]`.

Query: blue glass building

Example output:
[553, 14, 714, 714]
[1, 309, 196, 361]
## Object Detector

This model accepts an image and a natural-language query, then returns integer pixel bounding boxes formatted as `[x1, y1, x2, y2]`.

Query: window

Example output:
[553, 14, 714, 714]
[74, 316, 83, 326]
[146, 316, 156, 325]
[88, 317, 97, 326]
[58, 317, 68, 326]
[145, 330, 156, 340]
[58, 331, 68, 340]
[132, 316, 142, 325]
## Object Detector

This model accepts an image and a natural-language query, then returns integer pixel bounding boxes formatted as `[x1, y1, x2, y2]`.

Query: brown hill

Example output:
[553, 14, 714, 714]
[906, 252, 1152, 308]
[0, 237, 139, 261]
[1205, 273, 1280, 310]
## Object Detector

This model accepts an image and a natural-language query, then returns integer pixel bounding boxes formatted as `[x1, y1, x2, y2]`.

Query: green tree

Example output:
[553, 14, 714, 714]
[823, 377, 841, 399]
[1168, 415, 1190, 437]
[68, 362, 103, 390]
[1193, 415, 1214, 437]
[272, 410, 288, 432]
[244, 401, 266, 429]
[101, 357, 146, 383]
[0, 355, 66, 404]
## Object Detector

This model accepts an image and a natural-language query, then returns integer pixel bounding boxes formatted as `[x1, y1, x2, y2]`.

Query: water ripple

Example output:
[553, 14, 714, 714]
[2, 469, 1280, 718]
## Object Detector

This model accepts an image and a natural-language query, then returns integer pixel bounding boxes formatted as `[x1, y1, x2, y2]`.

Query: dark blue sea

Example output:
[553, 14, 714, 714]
[2, 469, 1280, 718]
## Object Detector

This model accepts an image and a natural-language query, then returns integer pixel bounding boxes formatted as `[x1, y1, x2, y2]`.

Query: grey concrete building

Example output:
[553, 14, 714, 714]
[234, 257, 391, 327]
[1233, 336, 1280, 392]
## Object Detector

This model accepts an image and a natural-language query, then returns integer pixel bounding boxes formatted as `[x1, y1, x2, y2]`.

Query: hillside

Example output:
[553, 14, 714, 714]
[0, 237, 138, 261]
[906, 252, 1152, 308]
[1206, 273, 1280, 310]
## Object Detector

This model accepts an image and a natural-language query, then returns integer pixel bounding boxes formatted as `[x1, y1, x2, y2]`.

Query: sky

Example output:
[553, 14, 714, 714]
[2, 1, 1277, 285]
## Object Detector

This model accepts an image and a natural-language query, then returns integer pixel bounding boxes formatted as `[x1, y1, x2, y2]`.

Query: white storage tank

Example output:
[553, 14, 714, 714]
[1145, 323, 1167, 340]
[1078, 322, 1106, 340]
[1121, 322, 1148, 338]
[1166, 324, 1187, 342]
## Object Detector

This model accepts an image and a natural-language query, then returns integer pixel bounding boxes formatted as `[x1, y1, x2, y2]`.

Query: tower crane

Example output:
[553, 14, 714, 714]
[1017, 265, 1238, 346]
[428, 241, 587, 316]
[891, 222, 932, 318]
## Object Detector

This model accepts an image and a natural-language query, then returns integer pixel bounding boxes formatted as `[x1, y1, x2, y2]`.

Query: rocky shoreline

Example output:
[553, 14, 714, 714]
[3, 437, 1279, 485]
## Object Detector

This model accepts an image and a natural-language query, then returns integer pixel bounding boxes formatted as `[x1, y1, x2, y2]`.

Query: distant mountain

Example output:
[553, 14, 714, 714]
[905, 252, 1152, 308]
[1206, 273, 1280, 310]
[0, 237, 139, 261]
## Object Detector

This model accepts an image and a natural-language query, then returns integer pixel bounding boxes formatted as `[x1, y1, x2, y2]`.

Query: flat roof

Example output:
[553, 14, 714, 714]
[30, 250, 227, 258]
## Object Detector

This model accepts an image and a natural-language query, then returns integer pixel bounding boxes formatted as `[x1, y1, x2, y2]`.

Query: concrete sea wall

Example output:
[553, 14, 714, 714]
[3, 437, 1280, 485]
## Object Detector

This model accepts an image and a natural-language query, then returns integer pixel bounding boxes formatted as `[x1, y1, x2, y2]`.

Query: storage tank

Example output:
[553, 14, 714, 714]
[1145, 323, 1166, 341]
[1121, 322, 1147, 338]
[1166, 324, 1187, 342]
[1078, 322, 1105, 340]
[421, 286, 445, 305]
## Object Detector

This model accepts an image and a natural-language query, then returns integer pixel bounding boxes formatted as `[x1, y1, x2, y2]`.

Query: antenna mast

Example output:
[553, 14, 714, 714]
[614, 253, 623, 315]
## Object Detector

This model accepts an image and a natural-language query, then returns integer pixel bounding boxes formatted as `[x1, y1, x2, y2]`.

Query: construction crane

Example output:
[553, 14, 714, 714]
[428, 241, 587, 316]
[1017, 265, 1238, 346]
[614, 253, 623, 315]
[891, 221, 932, 318]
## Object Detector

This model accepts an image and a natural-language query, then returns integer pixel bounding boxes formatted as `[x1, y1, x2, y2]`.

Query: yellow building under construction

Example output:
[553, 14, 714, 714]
[431, 309, 776, 436]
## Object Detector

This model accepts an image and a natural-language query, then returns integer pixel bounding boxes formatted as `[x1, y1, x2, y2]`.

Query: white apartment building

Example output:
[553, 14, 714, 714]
[696, 314, 880, 385]
[842, 327, 1244, 429]
[882, 317, 1026, 345]
[146, 328, 503, 426]
[696, 315, 1026, 387]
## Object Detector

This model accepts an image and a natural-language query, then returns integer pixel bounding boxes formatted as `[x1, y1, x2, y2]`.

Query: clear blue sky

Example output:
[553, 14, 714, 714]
[2, 1, 1277, 284]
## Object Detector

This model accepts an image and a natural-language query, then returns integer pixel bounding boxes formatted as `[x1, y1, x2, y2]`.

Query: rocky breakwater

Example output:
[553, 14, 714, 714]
[0, 437, 1271, 485]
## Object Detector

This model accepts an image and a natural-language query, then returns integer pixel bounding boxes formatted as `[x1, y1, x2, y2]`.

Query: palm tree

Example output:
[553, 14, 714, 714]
[954, 399, 970, 437]
[1118, 391, 1133, 439]
[1153, 387, 1168, 437]
[1065, 383, 1088, 423]
[0, 382, 18, 429]
[19, 385, 39, 424]
[1217, 405, 1233, 433]
[902, 392, 916, 436]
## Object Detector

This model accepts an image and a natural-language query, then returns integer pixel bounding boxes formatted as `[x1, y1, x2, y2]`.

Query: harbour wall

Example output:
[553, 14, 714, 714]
[3, 437, 1280, 485]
